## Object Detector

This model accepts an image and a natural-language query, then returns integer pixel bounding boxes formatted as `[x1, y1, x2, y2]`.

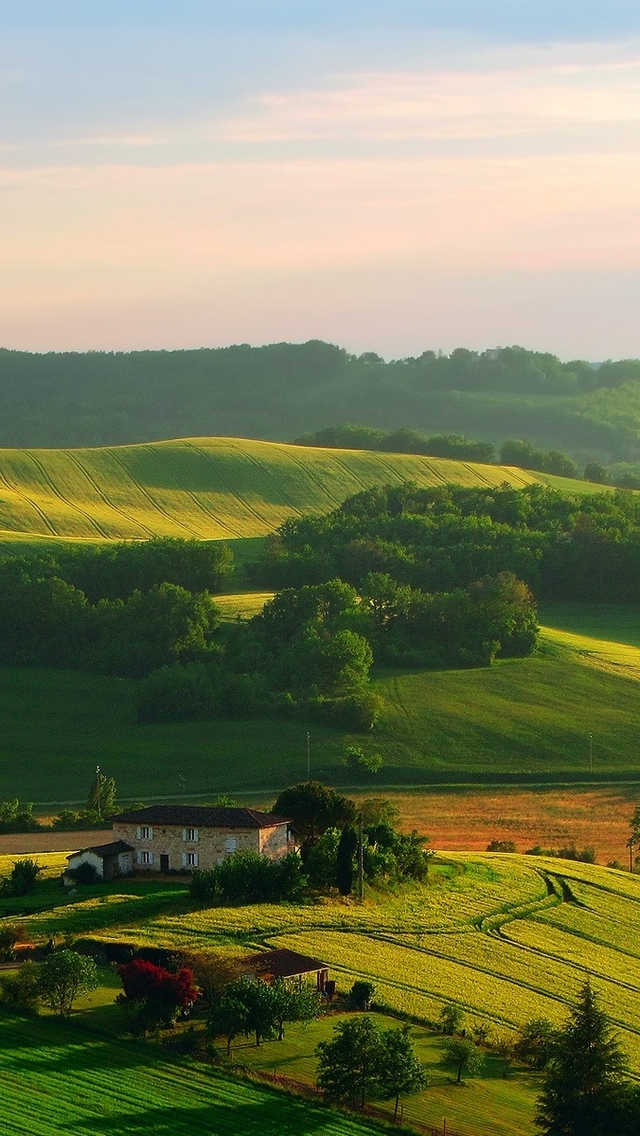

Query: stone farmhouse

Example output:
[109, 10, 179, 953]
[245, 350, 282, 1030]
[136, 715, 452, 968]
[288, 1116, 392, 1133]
[65, 804, 294, 880]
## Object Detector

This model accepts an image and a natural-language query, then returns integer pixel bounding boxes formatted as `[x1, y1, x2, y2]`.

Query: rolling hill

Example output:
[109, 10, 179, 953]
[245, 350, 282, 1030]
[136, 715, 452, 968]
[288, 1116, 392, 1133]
[1, 603, 640, 803]
[0, 436, 607, 547]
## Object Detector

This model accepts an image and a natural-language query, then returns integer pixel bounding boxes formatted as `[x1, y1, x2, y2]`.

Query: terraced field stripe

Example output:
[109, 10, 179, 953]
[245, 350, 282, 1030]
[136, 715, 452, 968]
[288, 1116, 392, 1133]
[105, 447, 197, 536]
[24, 451, 109, 538]
[0, 461, 59, 535]
[64, 450, 156, 538]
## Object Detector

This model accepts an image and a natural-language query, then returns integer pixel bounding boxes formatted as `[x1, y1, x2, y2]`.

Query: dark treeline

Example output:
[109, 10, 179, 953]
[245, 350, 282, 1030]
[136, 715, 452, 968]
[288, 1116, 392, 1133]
[0, 537, 231, 677]
[295, 424, 496, 464]
[138, 572, 536, 727]
[296, 425, 581, 478]
[251, 482, 640, 603]
[0, 531, 535, 729]
[2, 342, 640, 461]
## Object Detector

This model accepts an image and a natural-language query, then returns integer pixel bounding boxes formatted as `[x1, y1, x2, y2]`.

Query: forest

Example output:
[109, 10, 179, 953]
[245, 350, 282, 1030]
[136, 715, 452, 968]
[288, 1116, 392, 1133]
[2, 342, 640, 463]
[252, 482, 640, 602]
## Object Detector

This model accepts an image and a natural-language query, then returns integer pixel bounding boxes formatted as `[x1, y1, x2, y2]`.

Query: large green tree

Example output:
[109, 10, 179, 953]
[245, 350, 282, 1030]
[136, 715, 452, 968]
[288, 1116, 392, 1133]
[316, 1015, 384, 1109]
[271, 781, 357, 853]
[38, 950, 98, 1016]
[535, 982, 630, 1136]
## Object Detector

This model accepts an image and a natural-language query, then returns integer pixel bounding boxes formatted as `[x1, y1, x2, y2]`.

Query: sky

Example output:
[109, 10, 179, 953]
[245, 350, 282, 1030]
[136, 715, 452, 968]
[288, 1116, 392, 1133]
[1, 1, 639, 359]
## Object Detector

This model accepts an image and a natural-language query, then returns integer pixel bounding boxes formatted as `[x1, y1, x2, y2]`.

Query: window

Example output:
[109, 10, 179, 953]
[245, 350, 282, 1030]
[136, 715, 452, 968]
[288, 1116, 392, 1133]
[225, 836, 238, 854]
[182, 852, 199, 868]
[137, 850, 154, 865]
[137, 826, 153, 840]
[183, 828, 199, 842]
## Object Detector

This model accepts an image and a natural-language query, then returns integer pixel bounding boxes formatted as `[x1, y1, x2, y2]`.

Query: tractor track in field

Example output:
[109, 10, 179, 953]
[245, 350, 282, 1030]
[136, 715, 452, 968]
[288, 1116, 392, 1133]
[282, 446, 350, 508]
[186, 442, 277, 535]
[105, 448, 197, 537]
[217, 439, 307, 518]
[64, 451, 156, 539]
[0, 465, 59, 536]
[139, 443, 239, 539]
[23, 451, 109, 539]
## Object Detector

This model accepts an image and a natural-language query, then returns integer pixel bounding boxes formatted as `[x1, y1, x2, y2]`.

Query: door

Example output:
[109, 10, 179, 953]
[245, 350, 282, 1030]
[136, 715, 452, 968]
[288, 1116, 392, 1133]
[160, 854, 169, 872]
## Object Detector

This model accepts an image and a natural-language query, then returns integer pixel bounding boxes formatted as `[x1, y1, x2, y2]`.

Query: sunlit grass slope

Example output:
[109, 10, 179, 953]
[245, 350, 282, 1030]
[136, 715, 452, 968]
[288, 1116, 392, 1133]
[0, 436, 604, 544]
[3, 607, 640, 803]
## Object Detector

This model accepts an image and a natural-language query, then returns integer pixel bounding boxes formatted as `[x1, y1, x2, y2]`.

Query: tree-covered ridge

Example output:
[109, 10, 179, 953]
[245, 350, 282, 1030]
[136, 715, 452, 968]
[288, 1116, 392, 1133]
[2, 341, 640, 461]
[254, 482, 640, 602]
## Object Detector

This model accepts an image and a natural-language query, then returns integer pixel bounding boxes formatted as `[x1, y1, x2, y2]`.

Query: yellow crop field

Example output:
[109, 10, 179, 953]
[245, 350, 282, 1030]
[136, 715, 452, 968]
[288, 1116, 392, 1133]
[0, 436, 602, 545]
[0, 851, 68, 882]
[8, 852, 640, 1074]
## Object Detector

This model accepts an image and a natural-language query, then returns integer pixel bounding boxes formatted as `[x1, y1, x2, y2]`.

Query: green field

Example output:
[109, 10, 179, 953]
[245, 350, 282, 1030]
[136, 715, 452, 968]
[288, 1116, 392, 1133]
[2, 603, 640, 803]
[0, 436, 606, 549]
[0, 1010, 382, 1136]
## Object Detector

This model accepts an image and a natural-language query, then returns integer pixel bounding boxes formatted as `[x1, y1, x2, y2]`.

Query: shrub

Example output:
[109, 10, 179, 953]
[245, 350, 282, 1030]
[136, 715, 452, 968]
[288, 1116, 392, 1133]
[1, 858, 42, 897]
[66, 862, 101, 886]
[0, 921, 25, 960]
[38, 949, 98, 1016]
[486, 839, 517, 852]
[118, 958, 198, 1032]
[190, 850, 306, 906]
[349, 980, 376, 1010]
[0, 961, 40, 1011]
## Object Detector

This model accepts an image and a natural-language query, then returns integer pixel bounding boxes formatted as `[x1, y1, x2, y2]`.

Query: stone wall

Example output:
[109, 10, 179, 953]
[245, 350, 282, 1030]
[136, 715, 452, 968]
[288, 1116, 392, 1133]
[111, 821, 291, 873]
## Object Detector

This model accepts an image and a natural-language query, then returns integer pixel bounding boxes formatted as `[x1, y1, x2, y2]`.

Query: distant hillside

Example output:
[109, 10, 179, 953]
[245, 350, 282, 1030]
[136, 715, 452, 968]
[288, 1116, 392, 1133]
[0, 436, 601, 546]
[2, 341, 640, 462]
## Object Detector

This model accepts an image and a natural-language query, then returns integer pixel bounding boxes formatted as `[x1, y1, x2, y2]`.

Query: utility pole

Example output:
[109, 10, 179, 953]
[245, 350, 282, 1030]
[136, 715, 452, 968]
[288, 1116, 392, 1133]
[589, 731, 593, 775]
[357, 812, 364, 901]
[306, 733, 310, 780]
[95, 764, 102, 822]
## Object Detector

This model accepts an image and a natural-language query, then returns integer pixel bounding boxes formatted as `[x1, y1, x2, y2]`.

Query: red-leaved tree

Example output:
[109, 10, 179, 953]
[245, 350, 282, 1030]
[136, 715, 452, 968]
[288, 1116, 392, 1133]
[118, 958, 198, 1031]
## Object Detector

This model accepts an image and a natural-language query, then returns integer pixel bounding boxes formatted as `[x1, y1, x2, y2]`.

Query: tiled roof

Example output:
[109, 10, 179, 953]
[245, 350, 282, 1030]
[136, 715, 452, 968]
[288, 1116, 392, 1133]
[110, 805, 291, 829]
[66, 840, 133, 860]
[247, 948, 327, 977]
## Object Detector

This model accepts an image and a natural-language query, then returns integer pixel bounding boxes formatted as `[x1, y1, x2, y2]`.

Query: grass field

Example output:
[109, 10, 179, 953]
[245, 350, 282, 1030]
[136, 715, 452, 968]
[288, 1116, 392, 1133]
[0, 436, 608, 548]
[235, 1011, 542, 1136]
[2, 605, 640, 802]
[0, 1011, 382, 1136]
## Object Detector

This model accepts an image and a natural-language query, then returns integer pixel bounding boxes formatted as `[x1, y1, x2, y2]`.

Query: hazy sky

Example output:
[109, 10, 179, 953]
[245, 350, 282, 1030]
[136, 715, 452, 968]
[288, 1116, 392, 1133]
[1, 1, 639, 358]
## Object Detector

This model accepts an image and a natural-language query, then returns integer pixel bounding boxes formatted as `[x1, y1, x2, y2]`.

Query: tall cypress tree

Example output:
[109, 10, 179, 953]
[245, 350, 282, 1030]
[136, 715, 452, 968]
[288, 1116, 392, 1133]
[336, 825, 357, 895]
[535, 982, 628, 1136]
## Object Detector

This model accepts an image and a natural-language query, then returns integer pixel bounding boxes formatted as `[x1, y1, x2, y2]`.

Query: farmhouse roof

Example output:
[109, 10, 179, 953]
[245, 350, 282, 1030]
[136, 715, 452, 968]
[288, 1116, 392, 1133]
[66, 840, 133, 861]
[247, 948, 328, 978]
[111, 805, 291, 829]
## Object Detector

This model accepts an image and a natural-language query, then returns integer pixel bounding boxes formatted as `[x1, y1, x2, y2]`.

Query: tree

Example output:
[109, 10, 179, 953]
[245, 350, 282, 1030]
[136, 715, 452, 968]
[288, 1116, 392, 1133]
[439, 1002, 464, 1035]
[118, 958, 198, 1031]
[336, 825, 357, 895]
[316, 1015, 384, 1108]
[1, 858, 42, 897]
[271, 782, 357, 854]
[535, 982, 630, 1136]
[38, 950, 98, 1016]
[441, 1037, 484, 1083]
[87, 769, 117, 819]
[208, 994, 249, 1055]
[223, 976, 278, 1046]
[270, 977, 322, 1041]
[377, 1025, 427, 1121]
[514, 1018, 558, 1069]
[181, 951, 242, 1007]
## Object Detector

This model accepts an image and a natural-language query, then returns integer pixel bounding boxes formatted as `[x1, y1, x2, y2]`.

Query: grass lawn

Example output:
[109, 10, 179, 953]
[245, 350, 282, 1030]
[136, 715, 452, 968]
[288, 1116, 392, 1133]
[231, 1011, 541, 1136]
[0, 1009, 381, 1136]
